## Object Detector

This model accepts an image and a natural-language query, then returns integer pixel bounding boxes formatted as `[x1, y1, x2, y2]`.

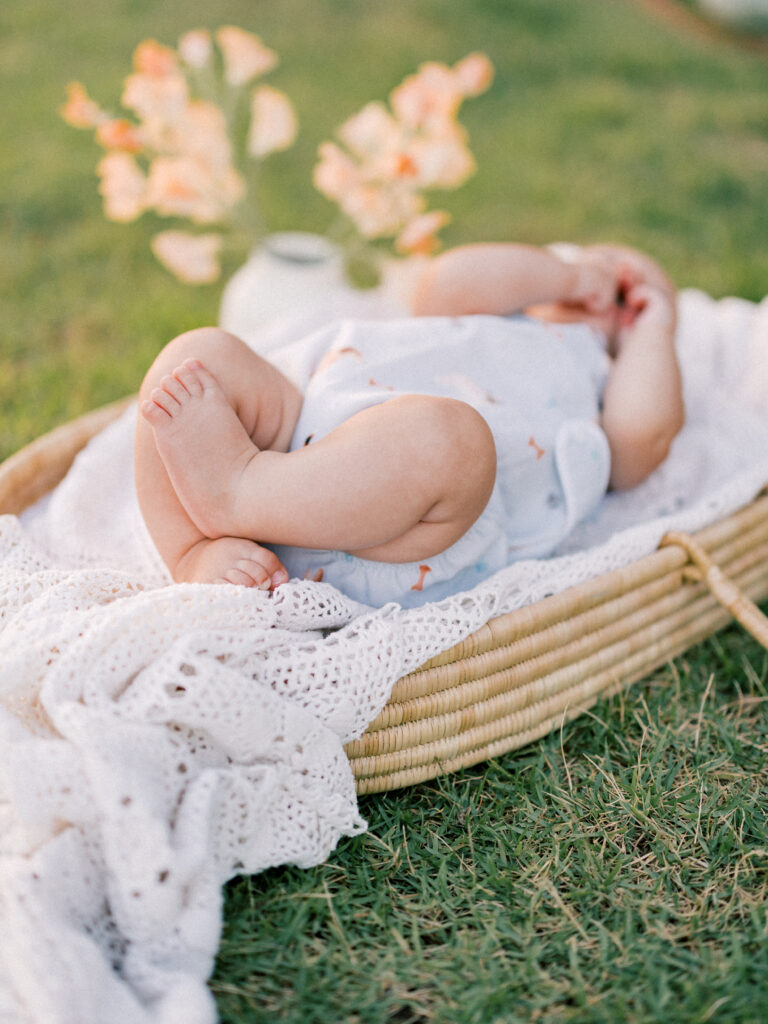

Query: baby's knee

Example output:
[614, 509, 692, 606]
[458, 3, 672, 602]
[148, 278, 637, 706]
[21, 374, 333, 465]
[446, 398, 496, 494]
[161, 327, 247, 371]
[415, 396, 497, 504]
[140, 328, 249, 396]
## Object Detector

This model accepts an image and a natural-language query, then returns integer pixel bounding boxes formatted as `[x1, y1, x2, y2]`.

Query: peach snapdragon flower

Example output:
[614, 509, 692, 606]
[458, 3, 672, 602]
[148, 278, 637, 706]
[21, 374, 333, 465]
[395, 210, 451, 255]
[60, 82, 105, 129]
[454, 52, 495, 96]
[132, 39, 178, 76]
[177, 29, 212, 70]
[344, 182, 423, 240]
[390, 62, 465, 127]
[215, 26, 277, 86]
[314, 142, 360, 198]
[248, 86, 298, 157]
[97, 152, 146, 222]
[172, 101, 235, 171]
[338, 103, 402, 163]
[391, 53, 494, 129]
[407, 125, 476, 190]
[145, 157, 246, 223]
[61, 26, 298, 283]
[151, 231, 222, 283]
[121, 66, 189, 127]
[314, 52, 493, 256]
[95, 119, 143, 153]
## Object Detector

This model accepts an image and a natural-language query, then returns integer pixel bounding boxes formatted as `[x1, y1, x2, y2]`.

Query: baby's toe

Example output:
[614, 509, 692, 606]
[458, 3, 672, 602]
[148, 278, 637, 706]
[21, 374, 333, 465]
[253, 548, 289, 582]
[173, 361, 204, 397]
[223, 566, 260, 587]
[234, 558, 273, 589]
[141, 398, 171, 427]
[158, 373, 189, 406]
[181, 358, 219, 394]
[146, 386, 180, 418]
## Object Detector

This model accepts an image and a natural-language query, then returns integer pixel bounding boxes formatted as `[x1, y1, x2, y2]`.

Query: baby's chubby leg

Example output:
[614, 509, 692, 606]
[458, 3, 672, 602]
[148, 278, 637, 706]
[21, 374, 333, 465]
[143, 355, 497, 565]
[135, 327, 303, 585]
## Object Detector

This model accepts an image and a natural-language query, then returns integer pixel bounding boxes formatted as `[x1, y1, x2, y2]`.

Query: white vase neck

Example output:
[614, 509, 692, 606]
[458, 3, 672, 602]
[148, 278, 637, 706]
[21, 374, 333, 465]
[262, 232, 339, 265]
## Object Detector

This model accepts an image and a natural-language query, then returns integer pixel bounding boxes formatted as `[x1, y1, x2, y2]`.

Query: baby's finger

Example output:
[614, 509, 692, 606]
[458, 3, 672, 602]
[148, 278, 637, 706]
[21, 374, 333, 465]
[625, 282, 675, 329]
[623, 282, 652, 311]
[617, 259, 643, 292]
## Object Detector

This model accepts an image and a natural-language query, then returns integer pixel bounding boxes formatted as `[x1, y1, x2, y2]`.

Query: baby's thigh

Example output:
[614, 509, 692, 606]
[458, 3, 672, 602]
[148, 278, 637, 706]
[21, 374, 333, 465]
[140, 326, 303, 452]
[339, 394, 497, 562]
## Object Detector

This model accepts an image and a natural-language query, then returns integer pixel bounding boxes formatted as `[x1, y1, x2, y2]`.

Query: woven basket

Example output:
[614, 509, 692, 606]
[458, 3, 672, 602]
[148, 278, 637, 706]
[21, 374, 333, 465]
[3, 400, 768, 795]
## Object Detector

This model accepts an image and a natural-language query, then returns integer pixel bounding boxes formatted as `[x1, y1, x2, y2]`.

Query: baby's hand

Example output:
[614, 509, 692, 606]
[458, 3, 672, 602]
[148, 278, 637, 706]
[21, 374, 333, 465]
[617, 283, 676, 345]
[567, 252, 620, 314]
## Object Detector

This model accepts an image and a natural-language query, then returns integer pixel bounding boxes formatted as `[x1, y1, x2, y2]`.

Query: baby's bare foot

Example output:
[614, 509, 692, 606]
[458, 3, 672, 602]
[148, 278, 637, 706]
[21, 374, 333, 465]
[175, 536, 290, 588]
[141, 358, 259, 539]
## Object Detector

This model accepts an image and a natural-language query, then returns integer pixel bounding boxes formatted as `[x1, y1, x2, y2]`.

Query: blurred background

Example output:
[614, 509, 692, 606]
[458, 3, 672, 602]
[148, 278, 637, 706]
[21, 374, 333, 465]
[2, 0, 768, 461]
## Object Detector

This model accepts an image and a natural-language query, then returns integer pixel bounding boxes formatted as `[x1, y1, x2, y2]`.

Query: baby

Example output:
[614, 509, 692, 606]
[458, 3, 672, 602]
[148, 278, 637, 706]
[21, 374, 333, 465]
[134, 241, 684, 606]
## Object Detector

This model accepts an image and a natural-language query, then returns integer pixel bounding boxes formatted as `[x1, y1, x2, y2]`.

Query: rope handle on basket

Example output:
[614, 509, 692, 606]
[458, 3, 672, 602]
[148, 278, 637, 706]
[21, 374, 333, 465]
[660, 530, 768, 649]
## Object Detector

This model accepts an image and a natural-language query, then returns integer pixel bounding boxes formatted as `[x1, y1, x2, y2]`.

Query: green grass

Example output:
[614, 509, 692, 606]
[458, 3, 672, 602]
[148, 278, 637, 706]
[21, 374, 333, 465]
[3, 1, 768, 1020]
[213, 628, 768, 1023]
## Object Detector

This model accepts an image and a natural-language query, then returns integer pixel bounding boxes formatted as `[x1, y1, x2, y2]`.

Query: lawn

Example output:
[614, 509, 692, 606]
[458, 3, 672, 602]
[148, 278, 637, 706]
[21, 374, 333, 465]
[2, 0, 768, 1021]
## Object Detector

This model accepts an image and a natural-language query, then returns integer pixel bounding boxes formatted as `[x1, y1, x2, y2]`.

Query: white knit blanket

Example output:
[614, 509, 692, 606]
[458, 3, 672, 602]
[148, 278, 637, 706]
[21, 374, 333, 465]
[2, 288, 768, 1022]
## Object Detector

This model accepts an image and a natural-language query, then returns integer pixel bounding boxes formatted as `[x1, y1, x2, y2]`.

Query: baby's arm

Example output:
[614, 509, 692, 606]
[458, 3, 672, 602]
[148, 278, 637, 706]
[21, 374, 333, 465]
[600, 284, 684, 491]
[411, 243, 617, 317]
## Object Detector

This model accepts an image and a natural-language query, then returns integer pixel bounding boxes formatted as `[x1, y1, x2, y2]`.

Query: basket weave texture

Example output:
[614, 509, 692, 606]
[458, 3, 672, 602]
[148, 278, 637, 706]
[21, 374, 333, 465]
[2, 401, 768, 795]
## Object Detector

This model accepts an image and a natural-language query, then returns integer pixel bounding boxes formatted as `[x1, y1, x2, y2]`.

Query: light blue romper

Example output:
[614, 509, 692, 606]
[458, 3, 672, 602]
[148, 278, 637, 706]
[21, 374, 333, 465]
[272, 315, 612, 608]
